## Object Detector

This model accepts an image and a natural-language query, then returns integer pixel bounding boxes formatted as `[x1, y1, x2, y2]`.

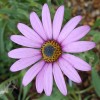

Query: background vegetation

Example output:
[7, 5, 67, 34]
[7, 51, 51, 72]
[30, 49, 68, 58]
[0, 0, 100, 100]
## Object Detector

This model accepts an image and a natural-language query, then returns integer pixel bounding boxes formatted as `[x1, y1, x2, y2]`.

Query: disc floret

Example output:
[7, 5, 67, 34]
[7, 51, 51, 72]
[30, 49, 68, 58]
[41, 40, 62, 62]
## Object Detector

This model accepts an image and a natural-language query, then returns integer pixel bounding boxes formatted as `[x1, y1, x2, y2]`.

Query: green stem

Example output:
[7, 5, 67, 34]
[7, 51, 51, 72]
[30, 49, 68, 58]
[72, 92, 79, 100]
[75, 86, 93, 94]
[0, 74, 20, 88]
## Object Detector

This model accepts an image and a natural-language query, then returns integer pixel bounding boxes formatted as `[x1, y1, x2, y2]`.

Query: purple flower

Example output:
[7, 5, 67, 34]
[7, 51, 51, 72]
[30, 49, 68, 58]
[8, 4, 96, 96]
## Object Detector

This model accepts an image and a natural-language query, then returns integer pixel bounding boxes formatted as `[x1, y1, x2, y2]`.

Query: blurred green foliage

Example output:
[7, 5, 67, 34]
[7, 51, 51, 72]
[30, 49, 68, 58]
[0, 0, 100, 100]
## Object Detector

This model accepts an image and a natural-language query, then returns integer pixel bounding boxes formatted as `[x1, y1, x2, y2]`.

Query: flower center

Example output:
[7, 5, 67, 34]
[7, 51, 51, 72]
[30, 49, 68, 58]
[41, 40, 62, 62]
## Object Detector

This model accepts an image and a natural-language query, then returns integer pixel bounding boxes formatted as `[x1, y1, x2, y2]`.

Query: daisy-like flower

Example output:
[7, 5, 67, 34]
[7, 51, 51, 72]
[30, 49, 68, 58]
[8, 4, 95, 96]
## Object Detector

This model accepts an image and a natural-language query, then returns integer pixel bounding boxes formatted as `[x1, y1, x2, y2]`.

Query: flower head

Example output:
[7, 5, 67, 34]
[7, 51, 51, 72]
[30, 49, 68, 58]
[8, 4, 95, 96]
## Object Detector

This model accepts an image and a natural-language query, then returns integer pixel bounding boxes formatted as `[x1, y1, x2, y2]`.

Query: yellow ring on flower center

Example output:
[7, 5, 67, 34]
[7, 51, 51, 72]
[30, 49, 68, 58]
[41, 40, 62, 62]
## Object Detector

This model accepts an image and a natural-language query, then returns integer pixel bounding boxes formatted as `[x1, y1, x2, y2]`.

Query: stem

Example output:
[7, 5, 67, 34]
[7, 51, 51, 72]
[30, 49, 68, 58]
[72, 92, 78, 100]
[68, 79, 72, 87]
[0, 74, 20, 88]
[75, 86, 93, 94]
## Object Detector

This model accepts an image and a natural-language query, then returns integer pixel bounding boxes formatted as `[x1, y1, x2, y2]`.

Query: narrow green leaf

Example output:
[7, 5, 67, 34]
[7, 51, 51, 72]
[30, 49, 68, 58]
[92, 68, 100, 97]
[22, 84, 31, 100]
[0, 19, 7, 54]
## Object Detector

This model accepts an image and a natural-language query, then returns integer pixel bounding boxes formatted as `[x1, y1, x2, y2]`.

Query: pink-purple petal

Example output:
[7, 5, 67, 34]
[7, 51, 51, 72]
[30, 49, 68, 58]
[44, 63, 53, 96]
[10, 35, 41, 48]
[58, 58, 82, 83]
[22, 60, 45, 86]
[42, 4, 52, 39]
[63, 41, 96, 53]
[36, 64, 45, 93]
[30, 12, 47, 40]
[58, 16, 82, 43]
[17, 23, 44, 44]
[53, 6, 64, 40]
[62, 54, 91, 71]
[8, 48, 40, 59]
[62, 25, 90, 46]
[10, 55, 41, 72]
[53, 63, 67, 95]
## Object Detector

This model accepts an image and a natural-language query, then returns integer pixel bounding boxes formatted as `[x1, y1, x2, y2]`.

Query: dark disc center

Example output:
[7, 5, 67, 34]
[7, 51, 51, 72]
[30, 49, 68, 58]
[44, 45, 55, 57]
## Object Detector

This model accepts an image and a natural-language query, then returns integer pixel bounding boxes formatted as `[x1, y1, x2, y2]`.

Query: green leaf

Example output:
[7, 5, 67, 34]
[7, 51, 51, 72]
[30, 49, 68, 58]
[0, 8, 17, 16]
[7, 19, 18, 33]
[93, 33, 100, 43]
[89, 30, 100, 43]
[92, 68, 100, 97]
[39, 85, 69, 100]
[17, 70, 32, 100]
[22, 84, 31, 100]
[0, 95, 8, 100]
[64, 8, 72, 22]
[89, 30, 100, 35]
[84, 95, 93, 100]
[92, 18, 100, 29]
[54, 0, 64, 5]
[0, 74, 20, 89]
[0, 19, 7, 54]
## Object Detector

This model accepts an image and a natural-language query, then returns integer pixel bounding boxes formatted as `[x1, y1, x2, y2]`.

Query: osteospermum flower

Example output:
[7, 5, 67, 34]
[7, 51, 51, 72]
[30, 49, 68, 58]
[8, 4, 95, 96]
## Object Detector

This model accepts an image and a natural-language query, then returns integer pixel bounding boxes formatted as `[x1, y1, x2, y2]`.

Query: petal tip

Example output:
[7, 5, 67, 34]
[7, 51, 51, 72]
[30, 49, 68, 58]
[37, 90, 43, 94]
[23, 83, 27, 87]
[60, 5, 64, 9]
[85, 64, 92, 71]
[62, 91, 67, 96]
[30, 12, 36, 18]
[17, 23, 22, 29]
[61, 90, 67, 96]
[77, 78, 82, 83]
[10, 35, 15, 41]
[84, 25, 91, 30]
[91, 42, 96, 49]
[17, 23, 21, 26]
[87, 66, 92, 71]
[43, 3, 48, 6]
[17, 23, 25, 28]
[45, 93, 51, 96]
[10, 67, 16, 72]
[43, 3, 48, 8]
[22, 80, 27, 87]
[8, 50, 15, 58]
[82, 25, 91, 33]
[75, 15, 82, 20]
[8, 51, 11, 58]
[78, 15, 82, 19]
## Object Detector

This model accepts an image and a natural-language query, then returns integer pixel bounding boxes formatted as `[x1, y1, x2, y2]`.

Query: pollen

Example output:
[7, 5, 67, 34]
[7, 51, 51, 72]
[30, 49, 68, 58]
[41, 40, 62, 62]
